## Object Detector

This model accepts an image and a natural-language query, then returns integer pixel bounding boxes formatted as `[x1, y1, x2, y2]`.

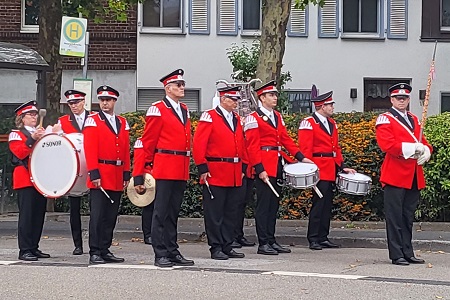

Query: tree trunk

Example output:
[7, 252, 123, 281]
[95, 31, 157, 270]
[255, 0, 291, 87]
[38, 0, 63, 126]
[38, 0, 63, 212]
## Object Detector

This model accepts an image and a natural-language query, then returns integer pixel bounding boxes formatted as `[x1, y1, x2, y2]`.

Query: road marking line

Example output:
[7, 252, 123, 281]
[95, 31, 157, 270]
[0, 261, 19, 265]
[261, 271, 368, 280]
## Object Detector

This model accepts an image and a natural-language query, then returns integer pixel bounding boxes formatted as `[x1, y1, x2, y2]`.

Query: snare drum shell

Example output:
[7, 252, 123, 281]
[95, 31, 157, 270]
[337, 173, 372, 196]
[283, 163, 320, 189]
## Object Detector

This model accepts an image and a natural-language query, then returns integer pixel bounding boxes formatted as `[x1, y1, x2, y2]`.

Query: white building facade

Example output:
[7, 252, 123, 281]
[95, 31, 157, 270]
[137, 0, 450, 116]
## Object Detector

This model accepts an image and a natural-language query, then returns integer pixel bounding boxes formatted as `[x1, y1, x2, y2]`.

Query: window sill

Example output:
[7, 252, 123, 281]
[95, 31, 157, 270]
[240, 30, 261, 37]
[139, 27, 186, 35]
[341, 34, 385, 41]
[20, 27, 39, 34]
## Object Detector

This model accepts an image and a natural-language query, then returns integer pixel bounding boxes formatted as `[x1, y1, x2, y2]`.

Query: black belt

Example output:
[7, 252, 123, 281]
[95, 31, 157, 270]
[98, 159, 124, 166]
[261, 146, 281, 151]
[313, 152, 336, 158]
[156, 149, 191, 156]
[206, 157, 241, 163]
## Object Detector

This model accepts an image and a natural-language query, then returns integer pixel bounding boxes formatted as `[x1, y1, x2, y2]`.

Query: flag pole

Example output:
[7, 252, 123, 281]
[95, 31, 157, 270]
[419, 40, 438, 142]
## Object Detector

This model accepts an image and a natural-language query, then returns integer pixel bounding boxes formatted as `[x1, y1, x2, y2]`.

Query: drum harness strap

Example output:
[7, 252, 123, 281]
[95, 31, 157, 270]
[155, 149, 191, 156]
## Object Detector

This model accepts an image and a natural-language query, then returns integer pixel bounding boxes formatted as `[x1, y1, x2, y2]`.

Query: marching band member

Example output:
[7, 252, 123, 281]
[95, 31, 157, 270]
[132, 137, 155, 245]
[9, 101, 49, 261]
[375, 83, 432, 266]
[83, 85, 130, 264]
[193, 85, 248, 260]
[141, 69, 194, 267]
[58, 89, 89, 255]
[298, 91, 355, 251]
[244, 80, 312, 255]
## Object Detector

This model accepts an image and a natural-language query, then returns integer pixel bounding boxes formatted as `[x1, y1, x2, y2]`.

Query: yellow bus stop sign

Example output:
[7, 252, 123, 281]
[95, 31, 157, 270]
[59, 16, 87, 57]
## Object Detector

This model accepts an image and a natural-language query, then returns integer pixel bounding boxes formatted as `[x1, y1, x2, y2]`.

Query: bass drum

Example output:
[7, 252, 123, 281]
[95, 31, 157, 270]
[29, 133, 88, 198]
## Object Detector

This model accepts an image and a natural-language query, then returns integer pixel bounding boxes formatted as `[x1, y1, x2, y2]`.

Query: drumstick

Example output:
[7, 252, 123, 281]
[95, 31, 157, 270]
[38, 109, 46, 129]
[264, 178, 280, 198]
[100, 186, 114, 203]
[204, 178, 214, 199]
[313, 185, 323, 198]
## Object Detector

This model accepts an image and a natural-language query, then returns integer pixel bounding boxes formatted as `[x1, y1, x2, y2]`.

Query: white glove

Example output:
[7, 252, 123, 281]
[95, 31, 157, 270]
[414, 143, 425, 156]
[402, 142, 421, 159]
[417, 146, 431, 165]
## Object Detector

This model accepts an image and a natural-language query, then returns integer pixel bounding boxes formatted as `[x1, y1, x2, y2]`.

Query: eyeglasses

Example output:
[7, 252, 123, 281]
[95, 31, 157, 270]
[25, 112, 38, 117]
[172, 81, 185, 88]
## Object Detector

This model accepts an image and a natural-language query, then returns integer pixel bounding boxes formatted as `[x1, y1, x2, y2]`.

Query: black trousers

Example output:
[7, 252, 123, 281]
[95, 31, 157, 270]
[151, 179, 186, 258]
[234, 177, 254, 240]
[69, 196, 83, 248]
[88, 189, 121, 256]
[384, 178, 419, 260]
[142, 202, 155, 239]
[254, 176, 282, 245]
[17, 187, 47, 254]
[203, 184, 242, 254]
[307, 180, 334, 243]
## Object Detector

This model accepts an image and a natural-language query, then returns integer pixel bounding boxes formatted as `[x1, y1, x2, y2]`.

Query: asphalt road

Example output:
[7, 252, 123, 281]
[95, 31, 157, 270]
[1, 234, 450, 300]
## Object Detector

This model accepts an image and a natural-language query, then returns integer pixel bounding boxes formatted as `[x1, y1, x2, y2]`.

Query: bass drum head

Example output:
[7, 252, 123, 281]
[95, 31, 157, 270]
[283, 162, 318, 175]
[29, 134, 79, 198]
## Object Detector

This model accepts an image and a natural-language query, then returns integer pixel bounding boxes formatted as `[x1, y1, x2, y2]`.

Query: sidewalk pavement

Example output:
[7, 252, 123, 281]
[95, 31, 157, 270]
[1, 212, 450, 252]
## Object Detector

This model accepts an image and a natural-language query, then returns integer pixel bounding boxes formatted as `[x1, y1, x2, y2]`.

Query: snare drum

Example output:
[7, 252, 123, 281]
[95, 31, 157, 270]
[283, 162, 319, 189]
[29, 133, 88, 198]
[337, 172, 372, 196]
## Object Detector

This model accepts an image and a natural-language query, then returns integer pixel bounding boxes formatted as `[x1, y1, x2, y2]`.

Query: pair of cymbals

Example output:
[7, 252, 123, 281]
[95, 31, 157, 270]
[126, 173, 155, 207]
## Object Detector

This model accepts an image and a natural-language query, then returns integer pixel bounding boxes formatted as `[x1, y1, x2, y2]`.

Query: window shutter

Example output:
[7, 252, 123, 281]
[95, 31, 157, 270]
[137, 89, 200, 112]
[217, 0, 238, 35]
[189, 0, 210, 34]
[318, 0, 339, 38]
[387, 0, 408, 39]
[287, 3, 308, 37]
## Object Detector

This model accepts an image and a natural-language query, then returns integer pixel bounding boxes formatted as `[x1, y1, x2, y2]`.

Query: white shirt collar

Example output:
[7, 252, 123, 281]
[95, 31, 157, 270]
[392, 107, 409, 119]
[260, 106, 274, 118]
[74, 110, 86, 118]
[218, 105, 232, 118]
[166, 96, 180, 109]
[314, 112, 328, 124]
[24, 125, 36, 133]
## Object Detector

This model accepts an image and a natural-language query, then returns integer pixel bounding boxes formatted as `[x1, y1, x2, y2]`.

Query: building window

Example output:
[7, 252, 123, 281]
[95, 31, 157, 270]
[242, 0, 261, 35]
[141, 0, 184, 34]
[441, 93, 450, 112]
[364, 78, 410, 112]
[21, 0, 39, 33]
[342, 0, 380, 36]
[442, 0, 450, 30]
[285, 90, 312, 113]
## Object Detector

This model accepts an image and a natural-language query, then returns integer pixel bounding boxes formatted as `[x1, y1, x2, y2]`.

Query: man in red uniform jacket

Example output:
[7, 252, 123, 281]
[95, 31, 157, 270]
[58, 89, 89, 256]
[298, 91, 355, 250]
[245, 80, 312, 255]
[141, 69, 194, 267]
[132, 137, 154, 245]
[9, 101, 48, 261]
[193, 86, 248, 260]
[375, 83, 432, 266]
[83, 85, 130, 264]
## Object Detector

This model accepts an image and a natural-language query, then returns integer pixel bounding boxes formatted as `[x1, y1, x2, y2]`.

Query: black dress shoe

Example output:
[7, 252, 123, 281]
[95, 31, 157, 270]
[19, 252, 38, 261]
[89, 255, 106, 264]
[169, 254, 194, 266]
[72, 247, 83, 255]
[231, 241, 242, 248]
[392, 258, 410, 266]
[224, 249, 245, 258]
[102, 253, 125, 263]
[237, 237, 256, 247]
[405, 256, 425, 264]
[319, 240, 340, 248]
[144, 237, 152, 245]
[257, 244, 278, 255]
[211, 251, 229, 260]
[32, 249, 51, 258]
[309, 242, 323, 250]
[270, 242, 291, 253]
[154, 257, 174, 267]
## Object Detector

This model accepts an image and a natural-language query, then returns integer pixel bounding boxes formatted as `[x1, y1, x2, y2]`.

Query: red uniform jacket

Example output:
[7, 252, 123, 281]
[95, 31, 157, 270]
[132, 138, 152, 186]
[375, 108, 432, 190]
[141, 98, 191, 181]
[244, 108, 304, 178]
[58, 110, 89, 133]
[8, 129, 35, 189]
[193, 107, 248, 187]
[83, 111, 131, 191]
[298, 113, 344, 181]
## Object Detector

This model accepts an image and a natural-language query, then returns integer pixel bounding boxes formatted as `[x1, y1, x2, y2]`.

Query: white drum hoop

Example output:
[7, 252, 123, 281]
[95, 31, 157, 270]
[29, 133, 88, 198]
[283, 162, 320, 189]
[337, 172, 372, 196]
